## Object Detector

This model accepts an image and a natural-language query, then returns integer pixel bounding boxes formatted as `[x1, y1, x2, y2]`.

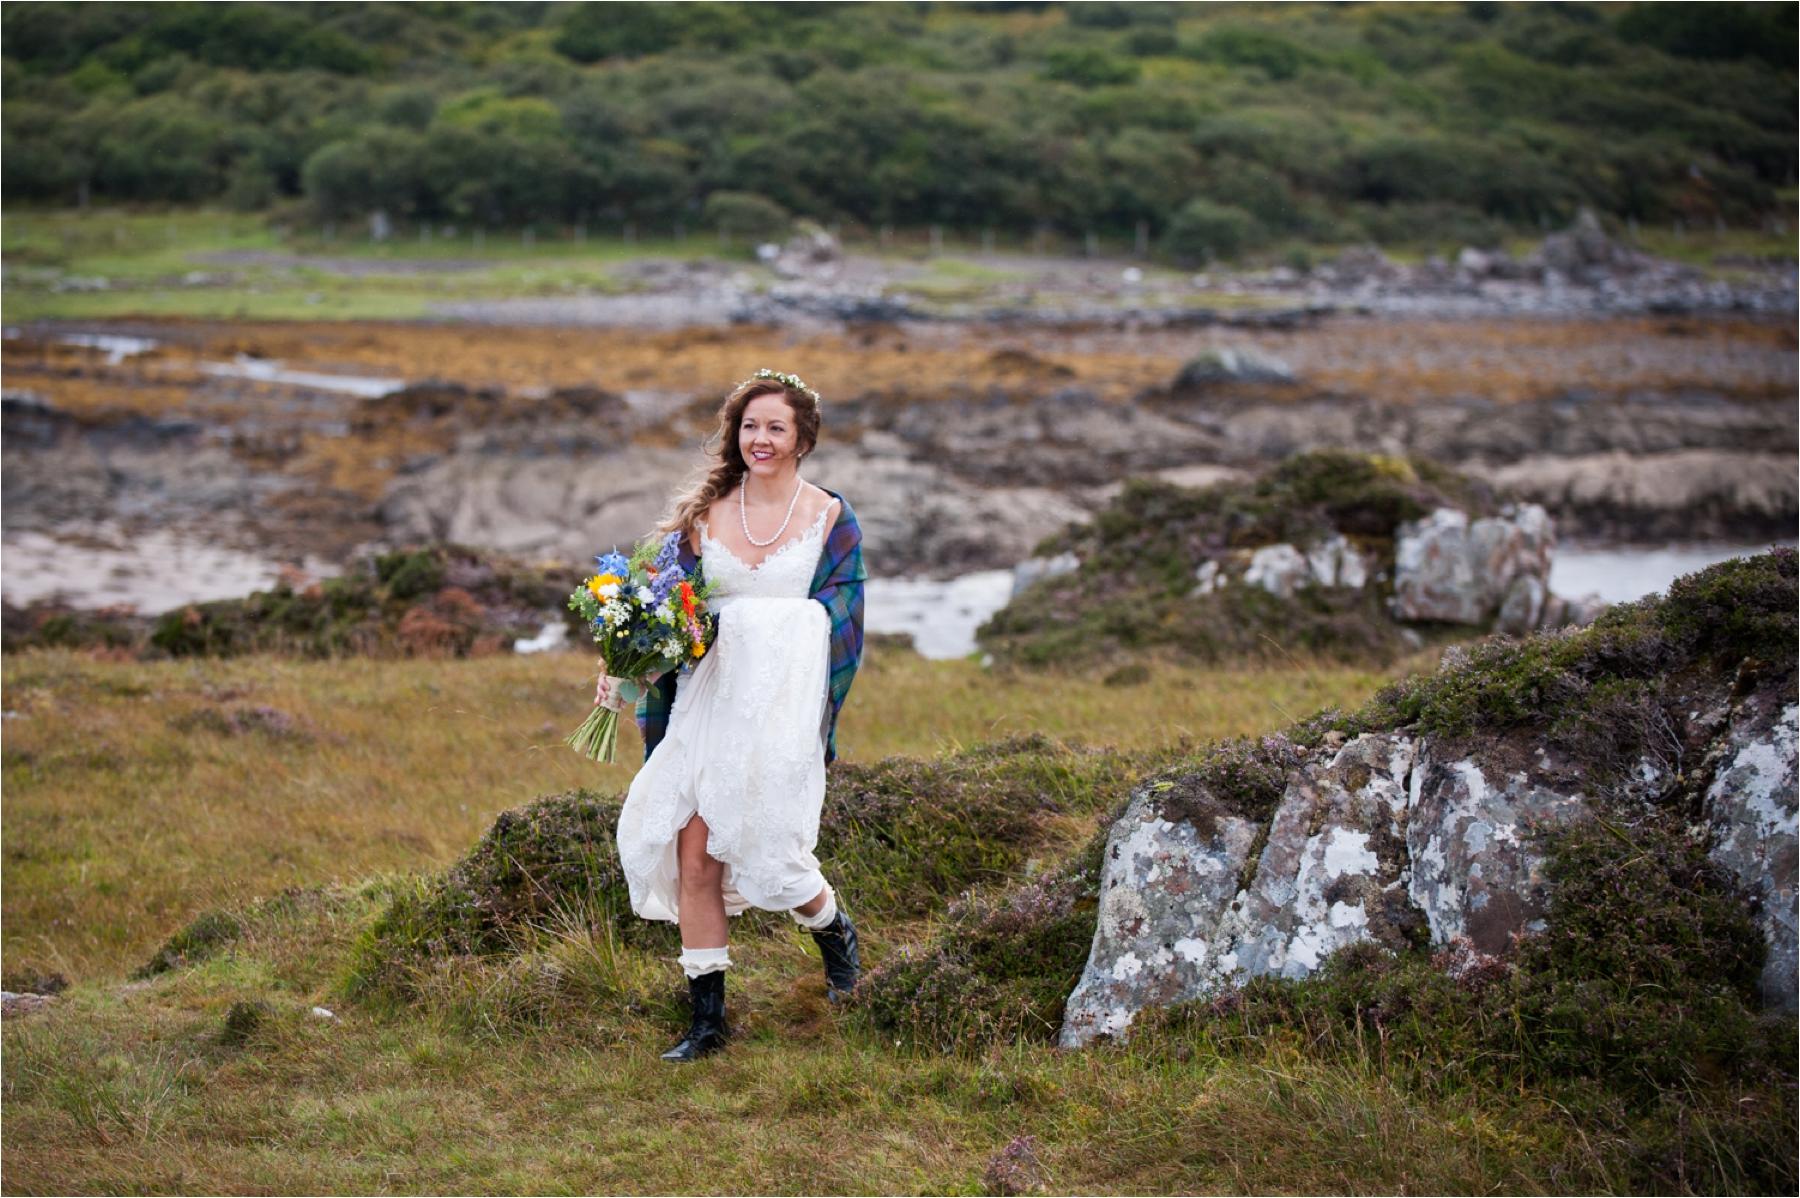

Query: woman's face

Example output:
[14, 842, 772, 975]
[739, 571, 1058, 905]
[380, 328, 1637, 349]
[739, 393, 801, 478]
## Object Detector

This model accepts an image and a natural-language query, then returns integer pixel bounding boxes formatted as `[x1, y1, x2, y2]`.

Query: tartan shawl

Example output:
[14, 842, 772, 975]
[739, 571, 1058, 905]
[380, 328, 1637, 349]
[634, 488, 867, 765]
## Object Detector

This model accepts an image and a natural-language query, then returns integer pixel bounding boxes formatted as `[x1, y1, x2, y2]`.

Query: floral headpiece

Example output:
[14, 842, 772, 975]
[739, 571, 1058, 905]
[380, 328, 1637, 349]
[746, 367, 820, 405]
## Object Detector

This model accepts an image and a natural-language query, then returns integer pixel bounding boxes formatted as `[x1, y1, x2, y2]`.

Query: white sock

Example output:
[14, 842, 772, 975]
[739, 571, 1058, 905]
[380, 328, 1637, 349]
[791, 886, 838, 931]
[678, 945, 730, 979]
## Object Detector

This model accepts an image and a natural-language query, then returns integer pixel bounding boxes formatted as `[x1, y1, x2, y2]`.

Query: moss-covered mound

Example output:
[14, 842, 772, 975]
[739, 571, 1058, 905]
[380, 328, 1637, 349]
[2, 544, 576, 658]
[979, 450, 1494, 667]
[342, 735, 1188, 1001]
[871, 550, 1797, 1071]
[1335, 546, 1797, 787]
[344, 788, 635, 999]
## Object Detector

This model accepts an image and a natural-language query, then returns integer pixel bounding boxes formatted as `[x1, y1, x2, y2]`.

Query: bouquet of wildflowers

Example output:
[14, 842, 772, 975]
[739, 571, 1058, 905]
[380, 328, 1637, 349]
[565, 530, 715, 763]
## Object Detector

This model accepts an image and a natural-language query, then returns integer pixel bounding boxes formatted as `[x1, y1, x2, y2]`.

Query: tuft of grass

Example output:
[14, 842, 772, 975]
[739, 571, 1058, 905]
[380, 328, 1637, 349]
[134, 910, 243, 979]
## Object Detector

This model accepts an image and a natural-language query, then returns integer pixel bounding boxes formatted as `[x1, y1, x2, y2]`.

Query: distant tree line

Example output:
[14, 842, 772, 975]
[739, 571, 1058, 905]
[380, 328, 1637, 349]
[2, 1, 1792, 256]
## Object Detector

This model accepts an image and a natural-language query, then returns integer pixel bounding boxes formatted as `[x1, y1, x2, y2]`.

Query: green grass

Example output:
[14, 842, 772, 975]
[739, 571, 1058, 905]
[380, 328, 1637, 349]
[0, 206, 731, 322]
[4, 630, 1792, 1192]
[0, 646, 1401, 984]
[4, 914, 1668, 1194]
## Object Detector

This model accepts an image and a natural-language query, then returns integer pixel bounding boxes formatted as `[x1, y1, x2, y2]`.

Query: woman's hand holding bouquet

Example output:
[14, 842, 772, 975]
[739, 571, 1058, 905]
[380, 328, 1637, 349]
[566, 532, 715, 763]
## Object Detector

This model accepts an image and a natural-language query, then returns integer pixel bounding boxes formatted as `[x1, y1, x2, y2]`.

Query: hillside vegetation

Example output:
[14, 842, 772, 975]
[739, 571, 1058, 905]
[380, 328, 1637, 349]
[4, 1, 1793, 258]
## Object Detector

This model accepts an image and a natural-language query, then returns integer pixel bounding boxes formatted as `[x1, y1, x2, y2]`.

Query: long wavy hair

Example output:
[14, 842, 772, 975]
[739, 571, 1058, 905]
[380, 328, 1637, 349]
[658, 376, 822, 540]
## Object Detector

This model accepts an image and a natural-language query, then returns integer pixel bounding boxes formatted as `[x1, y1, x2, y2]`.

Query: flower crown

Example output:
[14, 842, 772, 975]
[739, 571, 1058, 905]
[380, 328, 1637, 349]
[746, 367, 820, 405]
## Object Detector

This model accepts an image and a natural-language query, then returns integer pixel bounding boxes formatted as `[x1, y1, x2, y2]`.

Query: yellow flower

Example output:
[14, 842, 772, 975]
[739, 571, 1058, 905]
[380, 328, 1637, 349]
[587, 573, 623, 600]
[692, 640, 707, 658]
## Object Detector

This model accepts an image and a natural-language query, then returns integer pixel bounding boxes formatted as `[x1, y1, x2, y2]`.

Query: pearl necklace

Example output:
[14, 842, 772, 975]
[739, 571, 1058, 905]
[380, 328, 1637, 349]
[740, 474, 804, 547]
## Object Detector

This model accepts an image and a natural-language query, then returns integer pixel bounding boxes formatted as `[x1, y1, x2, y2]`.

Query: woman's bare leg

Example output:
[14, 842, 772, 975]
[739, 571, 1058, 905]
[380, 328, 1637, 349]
[793, 886, 830, 918]
[675, 813, 728, 948]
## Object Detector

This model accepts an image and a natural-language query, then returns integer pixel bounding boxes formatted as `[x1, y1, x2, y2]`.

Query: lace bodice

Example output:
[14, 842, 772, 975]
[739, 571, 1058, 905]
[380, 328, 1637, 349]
[698, 503, 833, 609]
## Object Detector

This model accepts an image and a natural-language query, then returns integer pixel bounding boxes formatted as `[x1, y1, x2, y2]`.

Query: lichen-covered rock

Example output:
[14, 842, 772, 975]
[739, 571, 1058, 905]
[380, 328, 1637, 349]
[1059, 678, 1796, 1045]
[1701, 691, 1799, 1010]
[1405, 745, 1591, 954]
[1060, 733, 1422, 1047]
[1201, 734, 1419, 988]
[1495, 573, 1546, 634]
[1306, 533, 1370, 589]
[1213, 534, 1372, 602]
[1191, 559, 1223, 595]
[1243, 543, 1310, 598]
[1171, 346, 1297, 390]
[1391, 503, 1553, 625]
[1058, 784, 1260, 1047]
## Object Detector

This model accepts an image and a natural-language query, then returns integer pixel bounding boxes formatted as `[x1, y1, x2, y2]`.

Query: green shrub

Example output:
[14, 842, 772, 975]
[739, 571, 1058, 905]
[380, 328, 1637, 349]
[701, 189, 791, 240]
[375, 549, 445, 600]
[1040, 47, 1140, 88]
[1185, 25, 1320, 80]
[1162, 197, 1260, 265]
[855, 828, 1109, 1055]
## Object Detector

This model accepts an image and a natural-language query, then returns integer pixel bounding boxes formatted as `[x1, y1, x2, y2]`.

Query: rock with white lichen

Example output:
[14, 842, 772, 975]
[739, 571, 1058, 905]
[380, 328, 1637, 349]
[1700, 687, 1799, 1009]
[1056, 549, 1798, 1047]
[1390, 502, 1556, 626]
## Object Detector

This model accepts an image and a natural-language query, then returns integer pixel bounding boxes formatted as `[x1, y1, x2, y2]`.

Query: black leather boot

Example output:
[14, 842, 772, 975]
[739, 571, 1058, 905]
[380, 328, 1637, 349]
[661, 969, 729, 1062]
[810, 908, 861, 1004]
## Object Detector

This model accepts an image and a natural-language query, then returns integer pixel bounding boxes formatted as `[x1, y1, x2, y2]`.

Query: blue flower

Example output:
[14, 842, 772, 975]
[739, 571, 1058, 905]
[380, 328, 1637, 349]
[594, 550, 630, 578]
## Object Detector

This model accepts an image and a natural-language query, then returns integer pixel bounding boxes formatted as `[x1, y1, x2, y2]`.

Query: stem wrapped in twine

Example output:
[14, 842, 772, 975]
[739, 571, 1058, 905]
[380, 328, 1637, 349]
[566, 675, 644, 764]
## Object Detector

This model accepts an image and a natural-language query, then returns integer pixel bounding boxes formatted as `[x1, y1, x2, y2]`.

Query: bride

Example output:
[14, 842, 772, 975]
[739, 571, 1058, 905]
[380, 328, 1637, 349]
[604, 368, 867, 1063]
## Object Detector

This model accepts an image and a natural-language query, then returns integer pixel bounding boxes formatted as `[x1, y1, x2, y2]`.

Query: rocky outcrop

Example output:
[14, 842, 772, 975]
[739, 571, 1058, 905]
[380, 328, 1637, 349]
[1063, 698, 1797, 1047]
[1058, 551, 1799, 1047]
[1390, 503, 1556, 629]
[1701, 688, 1799, 1009]
[1220, 501, 1594, 634]
[1171, 346, 1298, 391]
[1240, 534, 1372, 598]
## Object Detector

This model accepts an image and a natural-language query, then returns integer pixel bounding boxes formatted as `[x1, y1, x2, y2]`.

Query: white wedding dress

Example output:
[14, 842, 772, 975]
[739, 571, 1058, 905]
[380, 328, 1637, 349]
[616, 503, 836, 922]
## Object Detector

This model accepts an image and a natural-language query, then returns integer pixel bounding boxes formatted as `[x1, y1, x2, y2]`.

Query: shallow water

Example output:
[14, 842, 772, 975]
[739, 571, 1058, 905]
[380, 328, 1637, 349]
[1, 526, 340, 613]
[863, 569, 1014, 660]
[4, 330, 408, 398]
[1549, 540, 1797, 604]
[196, 354, 405, 398]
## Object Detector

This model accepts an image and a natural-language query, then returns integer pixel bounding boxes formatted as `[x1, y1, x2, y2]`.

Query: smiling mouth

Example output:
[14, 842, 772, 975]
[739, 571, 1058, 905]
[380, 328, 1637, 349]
[751, 450, 774, 461]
